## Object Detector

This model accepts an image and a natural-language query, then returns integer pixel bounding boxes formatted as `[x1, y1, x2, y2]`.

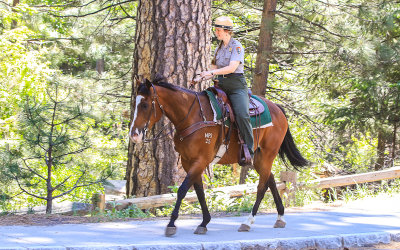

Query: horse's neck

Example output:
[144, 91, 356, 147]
[157, 86, 198, 128]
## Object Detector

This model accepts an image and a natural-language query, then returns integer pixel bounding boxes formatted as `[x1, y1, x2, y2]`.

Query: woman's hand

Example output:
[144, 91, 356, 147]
[200, 71, 213, 78]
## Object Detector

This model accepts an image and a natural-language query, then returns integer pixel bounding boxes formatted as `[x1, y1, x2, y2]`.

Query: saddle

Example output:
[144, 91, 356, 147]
[207, 80, 265, 166]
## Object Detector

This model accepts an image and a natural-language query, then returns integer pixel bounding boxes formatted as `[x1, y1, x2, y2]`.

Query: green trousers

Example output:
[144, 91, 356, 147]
[217, 75, 254, 156]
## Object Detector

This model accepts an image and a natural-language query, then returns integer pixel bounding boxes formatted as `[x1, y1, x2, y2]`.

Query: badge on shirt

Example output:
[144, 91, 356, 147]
[236, 47, 241, 54]
[229, 47, 232, 52]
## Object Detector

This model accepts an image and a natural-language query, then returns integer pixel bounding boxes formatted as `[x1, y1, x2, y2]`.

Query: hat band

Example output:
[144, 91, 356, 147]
[214, 24, 233, 30]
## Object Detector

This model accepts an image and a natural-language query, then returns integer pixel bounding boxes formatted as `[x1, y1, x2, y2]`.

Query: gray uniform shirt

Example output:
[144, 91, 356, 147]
[214, 38, 244, 74]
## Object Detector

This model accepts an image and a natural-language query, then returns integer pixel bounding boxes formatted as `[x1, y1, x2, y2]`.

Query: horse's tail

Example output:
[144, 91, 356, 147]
[277, 105, 309, 170]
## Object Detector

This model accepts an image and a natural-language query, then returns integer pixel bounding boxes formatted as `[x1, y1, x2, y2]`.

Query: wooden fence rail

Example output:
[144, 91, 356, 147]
[104, 166, 400, 211]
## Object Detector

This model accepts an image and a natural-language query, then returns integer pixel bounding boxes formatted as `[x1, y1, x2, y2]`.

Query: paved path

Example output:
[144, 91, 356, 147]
[0, 194, 399, 249]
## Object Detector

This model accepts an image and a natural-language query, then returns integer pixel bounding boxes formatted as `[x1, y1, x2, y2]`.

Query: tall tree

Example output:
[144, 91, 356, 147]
[251, 0, 276, 96]
[126, 0, 212, 197]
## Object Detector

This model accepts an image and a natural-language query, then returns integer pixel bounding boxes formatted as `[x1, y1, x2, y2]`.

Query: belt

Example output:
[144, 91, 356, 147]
[219, 73, 243, 78]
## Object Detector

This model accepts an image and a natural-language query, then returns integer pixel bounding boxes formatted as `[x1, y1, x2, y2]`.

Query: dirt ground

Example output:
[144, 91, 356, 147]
[0, 214, 137, 226]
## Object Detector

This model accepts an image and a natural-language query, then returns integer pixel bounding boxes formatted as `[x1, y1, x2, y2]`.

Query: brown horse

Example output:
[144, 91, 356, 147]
[129, 76, 308, 236]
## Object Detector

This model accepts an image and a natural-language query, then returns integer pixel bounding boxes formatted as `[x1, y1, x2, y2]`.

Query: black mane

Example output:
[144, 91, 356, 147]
[153, 81, 179, 92]
[137, 74, 198, 95]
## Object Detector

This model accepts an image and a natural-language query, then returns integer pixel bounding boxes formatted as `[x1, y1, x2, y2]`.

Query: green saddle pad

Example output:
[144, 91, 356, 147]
[204, 90, 272, 129]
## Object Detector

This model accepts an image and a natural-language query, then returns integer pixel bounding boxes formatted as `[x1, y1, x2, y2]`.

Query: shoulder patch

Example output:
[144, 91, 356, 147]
[236, 47, 241, 54]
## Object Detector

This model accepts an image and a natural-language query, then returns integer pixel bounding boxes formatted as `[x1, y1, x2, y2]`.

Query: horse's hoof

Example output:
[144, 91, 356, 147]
[194, 226, 207, 234]
[273, 219, 286, 228]
[238, 224, 251, 232]
[165, 226, 177, 237]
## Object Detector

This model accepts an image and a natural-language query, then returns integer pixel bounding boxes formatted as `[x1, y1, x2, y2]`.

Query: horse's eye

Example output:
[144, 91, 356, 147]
[140, 102, 148, 109]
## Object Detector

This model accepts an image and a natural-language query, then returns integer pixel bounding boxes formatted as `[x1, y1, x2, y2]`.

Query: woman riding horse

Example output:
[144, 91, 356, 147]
[198, 16, 254, 166]
[129, 75, 308, 236]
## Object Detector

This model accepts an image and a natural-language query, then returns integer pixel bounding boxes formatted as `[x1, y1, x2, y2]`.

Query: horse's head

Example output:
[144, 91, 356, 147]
[129, 79, 164, 143]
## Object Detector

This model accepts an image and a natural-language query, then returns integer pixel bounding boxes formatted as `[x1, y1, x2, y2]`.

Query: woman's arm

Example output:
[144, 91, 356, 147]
[201, 61, 240, 78]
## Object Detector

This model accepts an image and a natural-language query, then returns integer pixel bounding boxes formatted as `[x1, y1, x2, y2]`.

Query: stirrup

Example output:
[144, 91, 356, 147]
[239, 144, 252, 167]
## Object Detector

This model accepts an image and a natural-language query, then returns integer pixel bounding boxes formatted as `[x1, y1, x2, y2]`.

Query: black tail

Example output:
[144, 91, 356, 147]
[277, 105, 309, 170]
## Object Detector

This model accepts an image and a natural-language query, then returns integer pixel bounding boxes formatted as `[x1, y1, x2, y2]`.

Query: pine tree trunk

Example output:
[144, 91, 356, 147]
[391, 121, 397, 168]
[241, 0, 277, 183]
[126, 0, 211, 197]
[11, 0, 20, 29]
[46, 150, 53, 214]
[251, 0, 277, 96]
[375, 130, 386, 171]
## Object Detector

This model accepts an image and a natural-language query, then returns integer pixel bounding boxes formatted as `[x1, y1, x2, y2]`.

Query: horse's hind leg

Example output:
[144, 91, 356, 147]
[193, 177, 211, 234]
[268, 173, 286, 228]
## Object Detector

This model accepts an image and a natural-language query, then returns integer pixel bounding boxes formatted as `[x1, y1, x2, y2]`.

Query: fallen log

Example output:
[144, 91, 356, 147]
[108, 182, 286, 210]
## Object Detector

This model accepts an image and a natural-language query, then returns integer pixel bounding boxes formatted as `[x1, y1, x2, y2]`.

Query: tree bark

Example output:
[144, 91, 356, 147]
[11, 0, 20, 29]
[375, 130, 386, 171]
[126, 0, 211, 197]
[391, 121, 397, 168]
[251, 0, 277, 96]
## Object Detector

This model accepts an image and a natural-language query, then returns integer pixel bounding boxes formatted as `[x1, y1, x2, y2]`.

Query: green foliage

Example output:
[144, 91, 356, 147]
[102, 202, 152, 219]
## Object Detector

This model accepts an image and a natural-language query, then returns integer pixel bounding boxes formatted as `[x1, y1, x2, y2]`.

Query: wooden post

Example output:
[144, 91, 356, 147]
[92, 193, 105, 212]
[280, 171, 297, 207]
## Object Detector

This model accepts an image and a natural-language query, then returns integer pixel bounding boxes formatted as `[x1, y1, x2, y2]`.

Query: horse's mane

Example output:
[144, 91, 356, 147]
[152, 74, 197, 95]
[137, 74, 199, 95]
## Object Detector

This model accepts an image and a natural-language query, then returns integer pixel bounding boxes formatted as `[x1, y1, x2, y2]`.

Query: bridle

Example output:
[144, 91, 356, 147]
[139, 82, 203, 143]
[140, 83, 172, 142]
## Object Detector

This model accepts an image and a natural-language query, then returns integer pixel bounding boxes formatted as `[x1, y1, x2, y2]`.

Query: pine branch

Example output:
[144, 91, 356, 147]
[275, 10, 354, 38]
[27, 37, 84, 42]
[51, 171, 85, 199]
[54, 112, 83, 126]
[0, 0, 11, 7]
[32, 0, 82, 8]
[21, 158, 46, 181]
[49, 0, 137, 18]
[274, 50, 333, 55]
[109, 15, 135, 22]
[14, 176, 47, 200]
[52, 175, 72, 192]
[52, 146, 90, 160]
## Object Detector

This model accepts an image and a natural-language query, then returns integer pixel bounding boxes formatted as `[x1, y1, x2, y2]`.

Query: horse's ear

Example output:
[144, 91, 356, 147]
[153, 73, 165, 84]
[134, 75, 141, 87]
[145, 79, 152, 89]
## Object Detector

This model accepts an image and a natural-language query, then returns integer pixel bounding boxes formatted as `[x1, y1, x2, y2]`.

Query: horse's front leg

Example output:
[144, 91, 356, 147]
[193, 177, 211, 234]
[165, 176, 192, 236]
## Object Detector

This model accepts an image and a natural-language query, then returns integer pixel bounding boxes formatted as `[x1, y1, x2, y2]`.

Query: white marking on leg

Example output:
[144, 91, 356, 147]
[242, 214, 255, 227]
[209, 145, 227, 167]
[129, 95, 144, 134]
[277, 214, 285, 222]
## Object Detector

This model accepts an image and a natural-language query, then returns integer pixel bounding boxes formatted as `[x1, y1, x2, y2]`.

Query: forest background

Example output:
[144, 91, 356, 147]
[0, 0, 399, 214]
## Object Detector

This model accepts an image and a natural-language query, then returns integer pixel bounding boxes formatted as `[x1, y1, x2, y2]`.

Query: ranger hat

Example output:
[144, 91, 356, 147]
[214, 16, 234, 30]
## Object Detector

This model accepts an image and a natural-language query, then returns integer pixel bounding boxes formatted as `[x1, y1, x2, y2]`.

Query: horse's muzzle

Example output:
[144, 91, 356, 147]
[129, 128, 144, 143]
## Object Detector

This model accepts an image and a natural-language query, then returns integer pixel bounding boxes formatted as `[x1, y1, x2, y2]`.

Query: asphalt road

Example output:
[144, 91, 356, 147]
[0, 194, 399, 250]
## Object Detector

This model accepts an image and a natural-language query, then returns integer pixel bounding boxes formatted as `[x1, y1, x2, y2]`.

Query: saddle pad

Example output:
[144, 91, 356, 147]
[204, 90, 273, 129]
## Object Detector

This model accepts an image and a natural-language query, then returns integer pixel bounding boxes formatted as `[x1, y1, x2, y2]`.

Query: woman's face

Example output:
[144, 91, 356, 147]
[215, 27, 229, 40]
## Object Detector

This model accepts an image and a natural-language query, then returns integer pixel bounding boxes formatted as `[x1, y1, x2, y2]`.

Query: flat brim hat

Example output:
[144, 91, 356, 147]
[214, 16, 234, 30]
